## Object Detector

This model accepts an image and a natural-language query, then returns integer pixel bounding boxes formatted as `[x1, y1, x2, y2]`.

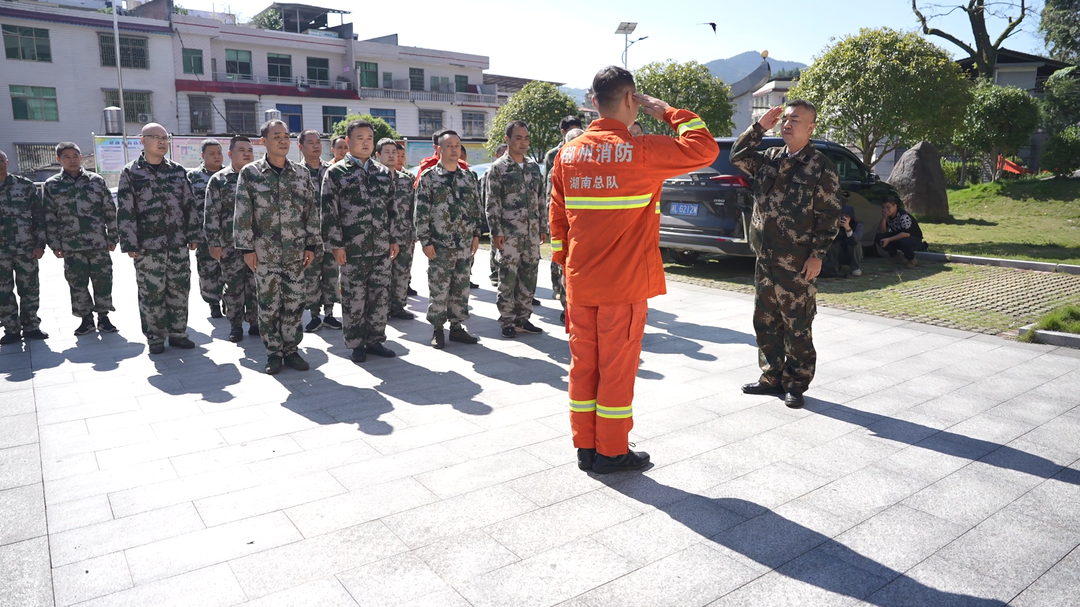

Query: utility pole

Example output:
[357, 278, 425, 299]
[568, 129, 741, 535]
[111, 0, 129, 165]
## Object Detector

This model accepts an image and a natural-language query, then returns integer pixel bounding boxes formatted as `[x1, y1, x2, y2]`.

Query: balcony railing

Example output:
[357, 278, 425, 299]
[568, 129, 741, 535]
[214, 71, 259, 83]
[210, 73, 354, 91]
[357, 87, 501, 106]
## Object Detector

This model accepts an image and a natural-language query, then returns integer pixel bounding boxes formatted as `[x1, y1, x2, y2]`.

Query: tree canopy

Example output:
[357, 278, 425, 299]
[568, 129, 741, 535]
[484, 81, 578, 160]
[330, 114, 400, 143]
[953, 80, 1040, 180]
[912, 0, 1033, 79]
[1040, 0, 1080, 64]
[251, 9, 282, 31]
[789, 27, 971, 167]
[633, 60, 735, 137]
[1040, 66, 1080, 132]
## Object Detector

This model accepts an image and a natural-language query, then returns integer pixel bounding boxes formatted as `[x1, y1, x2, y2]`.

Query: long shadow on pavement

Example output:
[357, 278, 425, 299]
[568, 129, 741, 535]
[147, 329, 241, 404]
[362, 356, 492, 417]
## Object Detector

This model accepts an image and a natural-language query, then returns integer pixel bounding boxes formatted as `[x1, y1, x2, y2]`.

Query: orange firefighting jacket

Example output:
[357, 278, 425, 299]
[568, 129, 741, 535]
[549, 108, 719, 306]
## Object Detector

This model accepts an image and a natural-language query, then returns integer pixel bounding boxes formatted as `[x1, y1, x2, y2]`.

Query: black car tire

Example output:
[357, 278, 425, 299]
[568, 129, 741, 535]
[670, 250, 700, 265]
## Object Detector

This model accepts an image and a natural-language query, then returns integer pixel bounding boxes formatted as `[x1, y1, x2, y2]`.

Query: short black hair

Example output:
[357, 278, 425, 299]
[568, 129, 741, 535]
[330, 135, 346, 147]
[229, 136, 251, 151]
[298, 129, 320, 144]
[560, 116, 582, 131]
[785, 99, 817, 122]
[55, 142, 81, 157]
[345, 120, 374, 138]
[433, 129, 459, 146]
[375, 137, 397, 155]
[260, 119, 288, 139]
[200, 138, 222, 153]
[505, 120, 529, 139]
[592, 66, 635, 111]
[394, 142, 404, 151]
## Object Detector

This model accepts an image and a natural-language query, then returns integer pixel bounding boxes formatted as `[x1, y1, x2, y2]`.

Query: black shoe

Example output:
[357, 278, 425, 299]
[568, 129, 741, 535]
[469, 282, 480, 289]
[323, 314, 342, 330]
[23, 328, 48, 340]
[532, 298, 541, 306]
[248, 324, 260, 336]
[210, 302, 223, 319]
[148, 342, 165, 355]
[350, 347, 367, 363]
[304, 316, 323, 333]
[785, 392, 805, 409]
[515, 320, 542, 334]
[501, 325, 517, 338]
[365, 343, 396, 358]
[74, 316, 96, 336]
[169, 336, 196, 349]
[283, 352, 309, 371]
[0, 331, 21, 345]
[431, 329, 445, 349]
[390, 309, 415, 320]
[407, 286, 418, 296]
[741, 381, 786, 396]
[97, 314, 117, 333]
[448, 327, 478, 344]
[228, 326, 244, 342]
[592, 450, 651, 474]
[577, 448, 596, 471]
[265, 356, 283, 375]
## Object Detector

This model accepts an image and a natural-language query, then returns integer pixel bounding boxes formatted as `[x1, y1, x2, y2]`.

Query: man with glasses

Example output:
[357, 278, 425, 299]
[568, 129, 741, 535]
[187, 139, 225, 319]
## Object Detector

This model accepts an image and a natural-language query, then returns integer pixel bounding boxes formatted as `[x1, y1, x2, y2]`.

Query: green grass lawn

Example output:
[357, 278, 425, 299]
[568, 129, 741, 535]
[921, 178, 1080, 265]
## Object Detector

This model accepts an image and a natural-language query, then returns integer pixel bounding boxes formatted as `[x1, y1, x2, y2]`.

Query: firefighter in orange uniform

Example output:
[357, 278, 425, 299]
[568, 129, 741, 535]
[549, 66, 719, 474]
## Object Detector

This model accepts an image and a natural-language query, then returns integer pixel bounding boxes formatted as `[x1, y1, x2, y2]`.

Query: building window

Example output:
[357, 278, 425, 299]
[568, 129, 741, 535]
[418, 110, 442, 137]
[307, 57, 329, 83]
[409, 68, 424, 91]
[382, 71, 392, 89]
[182, 48, 203, 74]
[322, 106, 347, 133]
[267, 53, 291, 83]
[369, 108, 395, 130]
[462, 112, 486, 138]
[3, 25, 51, 62]
[455, 75, 469, 93]
[10, 85, 58, 121]
[15, 143, 60, 173]
[189, 95, 213, 132]
[99, 34, 148, 69]
[276, 103, 302, 133]
[356, 61, 378, 88]
[225, 49, 252, 78]
[104, 90, 153, 123]
[751, 95, 769, 110]
[430, 76, 449, 92]
[224, 100, 257, 134]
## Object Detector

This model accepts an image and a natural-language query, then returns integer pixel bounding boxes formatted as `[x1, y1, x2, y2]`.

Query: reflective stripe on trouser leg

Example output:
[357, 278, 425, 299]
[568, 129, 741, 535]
[568, 303, 599, 450]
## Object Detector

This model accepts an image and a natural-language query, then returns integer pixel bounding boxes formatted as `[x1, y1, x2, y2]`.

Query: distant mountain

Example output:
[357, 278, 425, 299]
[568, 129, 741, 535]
[705, 51, 806, 84]
[559, 86, 590, 106]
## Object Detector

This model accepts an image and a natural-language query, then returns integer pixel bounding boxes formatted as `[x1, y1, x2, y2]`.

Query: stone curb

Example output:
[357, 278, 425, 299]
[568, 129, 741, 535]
[1018, 323, 1080, 348]
[916, 251, 1080, 275]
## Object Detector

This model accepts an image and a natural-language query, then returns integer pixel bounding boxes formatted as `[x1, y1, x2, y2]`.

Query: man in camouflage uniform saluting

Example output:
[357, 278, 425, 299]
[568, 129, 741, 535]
[235, 120, 321, 375]
[116, 123, 200, 355]
[322, 123, 401, 364]
[380, 140, 417, 321]
[204, 136, 258, 343]
[0, 150, 48, 344]
[415, 129, 482, 349]
[299, 129, 341, 333]
[731, 101, 841, 409]
[43, 142, 118, 337]
[486, 121, 547, 338]
[187, 139, 225, 319]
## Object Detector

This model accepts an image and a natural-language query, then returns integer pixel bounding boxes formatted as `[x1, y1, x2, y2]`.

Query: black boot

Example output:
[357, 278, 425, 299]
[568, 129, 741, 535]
[74, 316, 96, 336]
[592, 450, 651, 474]
[209, 302, 223, 319]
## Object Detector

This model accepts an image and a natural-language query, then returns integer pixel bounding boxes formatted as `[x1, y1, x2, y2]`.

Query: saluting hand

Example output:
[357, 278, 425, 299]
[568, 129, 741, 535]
[758, 106, 784, 131]
[634, 93, 670, 121]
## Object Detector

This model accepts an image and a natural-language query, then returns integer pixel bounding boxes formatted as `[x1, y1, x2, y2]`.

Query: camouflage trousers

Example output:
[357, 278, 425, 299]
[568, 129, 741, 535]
[63, 250, 114, 318]
[134, 249, 190, 346]
[342, 253, 391, 349]
[255, 261, 306, 358]
[495, 237, 540, 327]
[305, 251, 340, 314]
[390, 241, 414, 314]
[753, 260, 817, 393]
[551, 261, 565, 310]
[426, 245, 471, 329]
[489, 246, 499, 286]
[219, 247, 258, 328]
[196, 243, 223, 305]
[0, 251, 40, 333]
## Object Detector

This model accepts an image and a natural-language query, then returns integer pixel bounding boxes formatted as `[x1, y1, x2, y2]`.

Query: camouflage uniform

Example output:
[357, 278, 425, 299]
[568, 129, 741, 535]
[43, 168, 117, 319]
[389, 168, 416, 315]
[543, 144, 566, 308]
[303, 162, 339, 317]
[730, 124, 842, 393]
[484, 154, 547, 327]
[414, 163, 482, 329]
[204, 165, 258, 329]
[322, 155, 400, 348]
[0, 174, 45, 334]
[234, 157, 321, 358]
[116, 154, 199, 346]
[478, 171, 498, 286]
[187, 164, 224, 306]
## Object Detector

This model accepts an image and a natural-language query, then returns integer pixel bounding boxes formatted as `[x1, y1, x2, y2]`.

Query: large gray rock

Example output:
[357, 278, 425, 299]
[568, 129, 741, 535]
[887, 141, 949, 219]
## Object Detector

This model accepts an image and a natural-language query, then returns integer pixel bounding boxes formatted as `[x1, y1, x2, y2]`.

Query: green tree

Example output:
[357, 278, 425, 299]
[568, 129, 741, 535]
[1040, 66, 1080, 131]
[1040, 0, 1080, 64]
[485, 81, 578, 160]
[790, 27, 971, 167]
[173, 4, 188, 15]
[953, 80, 1040, 181]
[251, 9, 282, 31]
[330, 114, 401, 142]
[634, 60, 734, 137]
[774, 67, 802, 80]
[1041, 125, 1080, 177]
[912, 0, 1033, 79]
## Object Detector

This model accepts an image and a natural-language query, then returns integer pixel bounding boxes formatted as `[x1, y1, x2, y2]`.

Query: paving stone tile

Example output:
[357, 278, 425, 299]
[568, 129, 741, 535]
[44, 460, 175, 505]
[1021, 414, 1080, 452]
[392, 589, 472, 607]
[902, 465, 1031, 527]
[864, 554, 1018, 606]
[193, 471, 346, 527]
[0, 444, 41, 491]
[236, 577, 359, 607]
[285, 477, 439, 538]
[84, 401, 204, 434]
[0, 413, 38, 450]
[50, 503, 204, 567]
[47, 494, 114, 534]
[73, 562, 246, 607]
[169, 435, 304, 477]
[412, 529, 520, 586]
[784, 432, 901, 479]
[704, 462, 832, 516]
[39, 425, 156, 462]
[381, 484, 536, 549]
[0, 389, 35, 417]
[51, 551, 132, 606]
[109, 465, 259, 519]
[0, 484, 46, 546]
[413, 448, 550, 499]
[328, 444, 466, 492]
[95, 431, 228, 470]
[801, 465, 927, 523]
[0, 536, 52, 607]
[39, 419, 88, 441]
[821, 504, 967, 573]
[440, 419, 562, 460]
[1009, 546, 1080, 607]
[36, 398, 142, 427]
[360, 416, 484, 455]
[336, 553, 450, 607]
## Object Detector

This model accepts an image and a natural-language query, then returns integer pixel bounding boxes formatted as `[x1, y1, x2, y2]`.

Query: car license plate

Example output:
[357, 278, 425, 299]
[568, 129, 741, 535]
[670, 203, 699, 216]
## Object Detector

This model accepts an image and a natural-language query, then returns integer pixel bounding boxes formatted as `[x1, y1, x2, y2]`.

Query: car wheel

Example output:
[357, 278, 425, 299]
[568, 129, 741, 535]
[671, 250, 700, 265]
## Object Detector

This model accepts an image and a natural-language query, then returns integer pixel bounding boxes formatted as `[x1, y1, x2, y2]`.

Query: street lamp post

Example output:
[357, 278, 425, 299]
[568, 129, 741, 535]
[615, 22, 647, 70]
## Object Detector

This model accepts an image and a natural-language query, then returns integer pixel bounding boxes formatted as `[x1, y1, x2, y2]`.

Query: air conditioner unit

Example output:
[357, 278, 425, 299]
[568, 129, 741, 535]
[137, 112, 152, 123]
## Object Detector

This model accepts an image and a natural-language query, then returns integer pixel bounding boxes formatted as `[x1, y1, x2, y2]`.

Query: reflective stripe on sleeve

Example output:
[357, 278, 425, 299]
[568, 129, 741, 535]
[677, 119, 708, 136]
[564, 194, 653, 210]
[551, 239, 563, 251]
[596, 403, 633, 419]
[569, 398, 597, 413]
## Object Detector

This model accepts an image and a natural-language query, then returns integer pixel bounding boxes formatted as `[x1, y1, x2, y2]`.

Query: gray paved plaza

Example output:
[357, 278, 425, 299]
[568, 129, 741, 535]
[2, 249, 1079, 607]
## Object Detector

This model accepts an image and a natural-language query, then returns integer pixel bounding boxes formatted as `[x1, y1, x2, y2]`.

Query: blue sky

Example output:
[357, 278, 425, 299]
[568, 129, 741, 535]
[177, 0, 1049, 88]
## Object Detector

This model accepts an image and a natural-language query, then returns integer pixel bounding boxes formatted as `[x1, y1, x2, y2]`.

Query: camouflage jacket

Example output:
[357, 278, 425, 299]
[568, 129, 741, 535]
[187, 164, 219, 242]
[414, 163, 482, 249]
[42, 169, 116, 252]
[203, 164, 242, 249]
[542, 144, 562, 177]
[321, 155, 399, 256]
[116, 154, 199, 253]
[392, 168, 416, 243]
[234, 157, 321, 265]
[304, 161, 330, 189]
[730, 124, 842, 271]
[0, 174, 45, 255]
[484, 154, 548, 240]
